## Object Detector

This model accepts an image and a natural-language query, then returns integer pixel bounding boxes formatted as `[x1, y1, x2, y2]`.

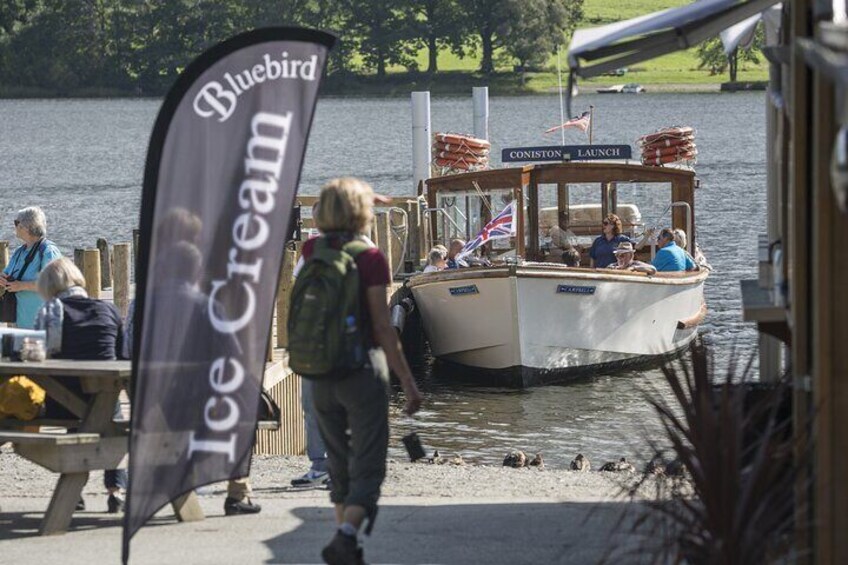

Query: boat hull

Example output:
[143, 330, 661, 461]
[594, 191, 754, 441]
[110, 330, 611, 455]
[409, 266, 707, 387]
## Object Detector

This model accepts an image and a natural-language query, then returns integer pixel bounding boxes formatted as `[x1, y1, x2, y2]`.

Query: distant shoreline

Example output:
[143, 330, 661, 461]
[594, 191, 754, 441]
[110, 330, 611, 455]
[0, 72, 766, 100]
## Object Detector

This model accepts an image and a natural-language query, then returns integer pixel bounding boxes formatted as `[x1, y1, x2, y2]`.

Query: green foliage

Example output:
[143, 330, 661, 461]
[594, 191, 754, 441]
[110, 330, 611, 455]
[0, 0, 768, 96]
[697, 24, 763, 82]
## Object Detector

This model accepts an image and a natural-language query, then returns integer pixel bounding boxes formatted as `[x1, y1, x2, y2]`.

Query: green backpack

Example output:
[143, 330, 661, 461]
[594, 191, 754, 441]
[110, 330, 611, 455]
[287, 236, 370, 378]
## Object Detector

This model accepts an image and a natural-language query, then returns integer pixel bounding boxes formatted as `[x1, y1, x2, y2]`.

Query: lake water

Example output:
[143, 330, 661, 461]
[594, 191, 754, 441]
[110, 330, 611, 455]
[0, 92, 767, 468]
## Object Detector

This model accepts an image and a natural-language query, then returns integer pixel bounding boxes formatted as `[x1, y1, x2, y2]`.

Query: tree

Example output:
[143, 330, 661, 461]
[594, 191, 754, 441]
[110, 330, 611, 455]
[409, 0, 466, 74]
[457, 0, 509, 74]
[341, 0, 417, 77]
[697, 25, 763, 82]
[500, 0, 583, 85]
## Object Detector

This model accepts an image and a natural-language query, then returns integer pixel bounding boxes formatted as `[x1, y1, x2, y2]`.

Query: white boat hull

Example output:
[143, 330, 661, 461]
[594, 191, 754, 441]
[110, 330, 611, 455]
[409, 265, 707, 386]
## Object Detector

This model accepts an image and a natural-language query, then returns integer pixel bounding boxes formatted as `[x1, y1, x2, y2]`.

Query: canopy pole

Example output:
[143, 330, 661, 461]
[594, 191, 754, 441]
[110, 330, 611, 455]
[556, 45, 566, 146]
[589, 105, 595, 144]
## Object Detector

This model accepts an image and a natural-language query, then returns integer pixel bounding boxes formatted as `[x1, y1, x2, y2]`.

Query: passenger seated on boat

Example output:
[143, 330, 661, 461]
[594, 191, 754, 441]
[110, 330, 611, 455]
[446, 239, 469, 268]
[652, 228, 696, 272]
[607, 242, 656, 274]
[589, 214, 635, 268]
[673, 228, 705, 269]
[423, 247, 447, 273]
[562, 248, 581, 267]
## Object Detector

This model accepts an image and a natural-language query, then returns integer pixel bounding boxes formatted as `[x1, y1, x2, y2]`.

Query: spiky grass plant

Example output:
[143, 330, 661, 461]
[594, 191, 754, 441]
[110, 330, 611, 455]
[627, 339, 800, 564]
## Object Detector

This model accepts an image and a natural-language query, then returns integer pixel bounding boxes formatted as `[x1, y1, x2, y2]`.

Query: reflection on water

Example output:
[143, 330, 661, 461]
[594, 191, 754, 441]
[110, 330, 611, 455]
[0, 92, 766, 469]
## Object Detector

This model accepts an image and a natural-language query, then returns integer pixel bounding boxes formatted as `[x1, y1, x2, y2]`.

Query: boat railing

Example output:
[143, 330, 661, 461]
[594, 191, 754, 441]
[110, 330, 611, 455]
[422, 206, 467, 250]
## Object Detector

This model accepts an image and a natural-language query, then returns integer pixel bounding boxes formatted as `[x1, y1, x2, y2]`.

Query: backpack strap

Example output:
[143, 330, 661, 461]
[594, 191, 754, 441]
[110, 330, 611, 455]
[342, 239, 371, 259]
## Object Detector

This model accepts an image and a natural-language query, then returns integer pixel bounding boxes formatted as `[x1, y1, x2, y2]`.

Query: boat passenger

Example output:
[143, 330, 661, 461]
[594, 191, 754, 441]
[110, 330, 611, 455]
[652, 228, 696, 272]
[562, 248, 581, 267]
[423, 247, 447, 273]
[589, 213, 635, 268]
[673, 228, 706, 270]
[607, 242, 656, 274]
[446, 239, 468, 268]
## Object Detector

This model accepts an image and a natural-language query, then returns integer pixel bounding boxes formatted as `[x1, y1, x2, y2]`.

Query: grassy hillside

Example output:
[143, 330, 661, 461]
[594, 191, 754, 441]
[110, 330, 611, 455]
[380, 0, 768, 91]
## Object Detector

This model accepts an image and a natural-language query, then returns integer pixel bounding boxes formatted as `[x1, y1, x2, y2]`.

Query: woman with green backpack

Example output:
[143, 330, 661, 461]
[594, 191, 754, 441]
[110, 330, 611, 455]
[289, 177, 422, 565]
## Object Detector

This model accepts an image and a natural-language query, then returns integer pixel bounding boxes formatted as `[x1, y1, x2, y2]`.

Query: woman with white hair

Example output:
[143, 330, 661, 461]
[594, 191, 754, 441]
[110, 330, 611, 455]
[34, 257, 127, 513]
[0, 207, 62, 328]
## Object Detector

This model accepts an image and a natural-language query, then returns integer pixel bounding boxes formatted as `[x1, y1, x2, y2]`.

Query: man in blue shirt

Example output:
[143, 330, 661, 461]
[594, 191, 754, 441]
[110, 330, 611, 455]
[653, 228, 696, 272]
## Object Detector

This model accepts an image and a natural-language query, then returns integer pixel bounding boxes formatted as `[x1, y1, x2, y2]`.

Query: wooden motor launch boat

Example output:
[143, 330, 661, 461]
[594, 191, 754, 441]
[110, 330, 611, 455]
[407, 161, 708, 387]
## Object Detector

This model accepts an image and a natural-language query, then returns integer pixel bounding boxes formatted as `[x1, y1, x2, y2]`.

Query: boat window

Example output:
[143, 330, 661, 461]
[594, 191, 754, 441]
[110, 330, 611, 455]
[613, 182, 671, 239]
[433, 188, 515, 260]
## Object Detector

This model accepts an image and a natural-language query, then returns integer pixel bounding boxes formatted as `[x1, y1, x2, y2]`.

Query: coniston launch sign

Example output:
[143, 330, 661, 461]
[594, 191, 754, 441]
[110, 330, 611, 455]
[502, 144, 632, 162]
[123, 28, 334, 562]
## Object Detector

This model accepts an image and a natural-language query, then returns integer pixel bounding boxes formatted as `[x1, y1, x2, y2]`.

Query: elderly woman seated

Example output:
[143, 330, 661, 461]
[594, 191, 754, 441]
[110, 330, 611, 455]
[423, 247, 447, 273]
[607, 242, 656, 274]
[34, 257, 127, 513]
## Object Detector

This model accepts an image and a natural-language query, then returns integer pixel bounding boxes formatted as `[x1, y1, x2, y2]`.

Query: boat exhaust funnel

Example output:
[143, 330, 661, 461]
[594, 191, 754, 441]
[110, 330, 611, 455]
[473, 86, 489, 141]
[411, 91, 431, 194]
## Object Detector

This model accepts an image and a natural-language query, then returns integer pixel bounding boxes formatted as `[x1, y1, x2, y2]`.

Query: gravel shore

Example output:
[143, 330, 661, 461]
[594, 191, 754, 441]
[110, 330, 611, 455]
[1, 446, 633, 502]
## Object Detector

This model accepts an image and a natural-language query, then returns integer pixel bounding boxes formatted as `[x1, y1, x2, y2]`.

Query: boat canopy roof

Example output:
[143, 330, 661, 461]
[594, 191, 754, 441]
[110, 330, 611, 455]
[425, 162, 695, 193]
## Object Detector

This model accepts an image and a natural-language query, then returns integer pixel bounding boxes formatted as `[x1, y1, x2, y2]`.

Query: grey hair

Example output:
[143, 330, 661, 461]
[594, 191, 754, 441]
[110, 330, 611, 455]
[38, 258, 85, 299]
[16, 206, 47, 238]
[672, 228, 687, 249]
[428, 247, 446, 264]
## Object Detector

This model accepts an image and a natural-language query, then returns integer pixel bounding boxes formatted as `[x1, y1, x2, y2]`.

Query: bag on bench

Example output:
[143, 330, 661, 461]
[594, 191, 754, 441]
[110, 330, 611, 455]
[0, 376, 46, 421]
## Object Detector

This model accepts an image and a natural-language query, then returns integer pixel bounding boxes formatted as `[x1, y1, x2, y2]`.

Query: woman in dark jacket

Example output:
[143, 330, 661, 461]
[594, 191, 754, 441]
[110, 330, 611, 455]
[34, 257, 127, 513]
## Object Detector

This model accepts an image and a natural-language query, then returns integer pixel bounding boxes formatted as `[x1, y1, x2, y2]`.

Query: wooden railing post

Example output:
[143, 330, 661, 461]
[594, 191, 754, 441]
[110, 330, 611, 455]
[81, 249, 101, 299]
[112, 243, 131, 318]
[73, 248, 85, 270]
[275, 247, 298, 349]
[403, 200, 422, 270]
[96, 238, 111, 290]
[375, 211, 393, 279]
[132, 229, 140, 273]
[0, 241, 9, 272]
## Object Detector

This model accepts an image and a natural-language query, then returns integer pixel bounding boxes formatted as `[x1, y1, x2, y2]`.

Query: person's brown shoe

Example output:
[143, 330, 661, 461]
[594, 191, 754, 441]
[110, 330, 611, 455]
[321, 531, 364, 565]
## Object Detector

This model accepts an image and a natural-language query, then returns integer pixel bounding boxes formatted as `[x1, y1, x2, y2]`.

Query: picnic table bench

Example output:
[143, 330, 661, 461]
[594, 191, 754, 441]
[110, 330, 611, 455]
[0, 359, 204, 535]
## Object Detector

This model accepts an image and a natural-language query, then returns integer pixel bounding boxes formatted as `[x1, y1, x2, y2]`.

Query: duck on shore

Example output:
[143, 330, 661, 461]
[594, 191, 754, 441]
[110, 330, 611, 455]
[599, 457, 636, 473]
[570, 454, 591, 471]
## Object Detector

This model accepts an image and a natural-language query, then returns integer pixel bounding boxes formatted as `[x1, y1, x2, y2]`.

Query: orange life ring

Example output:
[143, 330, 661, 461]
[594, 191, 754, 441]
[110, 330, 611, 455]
[641, 143, 697, 158]
[434, 141, 490, 157]
[641, 150, 697, 166]
[434, 157, 487, 170]
[434, 150, 489, 163]
[639, 136, 695, 150]
[434, 133, 491, 150]
[638, 127, 695, 145]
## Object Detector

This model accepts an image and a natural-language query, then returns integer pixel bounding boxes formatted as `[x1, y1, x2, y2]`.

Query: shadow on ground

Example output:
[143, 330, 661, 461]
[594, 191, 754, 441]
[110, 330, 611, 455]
[262, 501, 650, 565]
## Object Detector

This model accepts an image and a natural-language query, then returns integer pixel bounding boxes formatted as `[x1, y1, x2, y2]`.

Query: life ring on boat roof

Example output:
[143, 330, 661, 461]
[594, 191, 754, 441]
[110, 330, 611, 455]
[641, 143, 697, 158]
[434, 157, 486, 170]
[434, 150, 489, 163]
[639, 136, 695, 150]
[638, 126, 695, 145]
[434, 141, 490, 157]
[434, 133, 491, 150]
[641, 150, 697, 166]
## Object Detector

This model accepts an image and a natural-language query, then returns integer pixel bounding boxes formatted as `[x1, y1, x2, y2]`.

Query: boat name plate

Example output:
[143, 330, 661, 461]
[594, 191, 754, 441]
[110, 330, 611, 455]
[556, 284, 596, 295]
[502, 144, 632, 162]
[449, 284, 479, 296]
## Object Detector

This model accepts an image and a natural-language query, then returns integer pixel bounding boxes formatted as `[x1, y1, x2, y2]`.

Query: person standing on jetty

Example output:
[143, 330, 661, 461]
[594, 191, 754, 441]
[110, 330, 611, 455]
[293, 178, 422, 565]
[0, 207, 62, 328]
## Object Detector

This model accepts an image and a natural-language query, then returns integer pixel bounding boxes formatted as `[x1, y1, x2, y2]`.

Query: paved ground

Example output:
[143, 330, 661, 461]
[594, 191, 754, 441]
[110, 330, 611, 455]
[0, 453, 658, 564]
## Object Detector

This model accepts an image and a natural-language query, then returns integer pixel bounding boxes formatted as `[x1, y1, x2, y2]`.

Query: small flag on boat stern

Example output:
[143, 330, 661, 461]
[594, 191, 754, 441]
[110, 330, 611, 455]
[545, 111, 591, 134]
[457, 200, 516, 260]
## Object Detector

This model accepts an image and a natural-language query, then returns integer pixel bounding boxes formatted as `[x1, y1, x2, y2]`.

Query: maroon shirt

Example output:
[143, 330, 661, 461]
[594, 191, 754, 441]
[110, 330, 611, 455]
[302, 237, 390, 344]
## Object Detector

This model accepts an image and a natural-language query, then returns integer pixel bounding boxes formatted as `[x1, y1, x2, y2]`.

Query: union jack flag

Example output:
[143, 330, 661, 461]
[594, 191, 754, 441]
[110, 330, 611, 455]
[545, 111, 591, 134]
[457, 200, 516, 260]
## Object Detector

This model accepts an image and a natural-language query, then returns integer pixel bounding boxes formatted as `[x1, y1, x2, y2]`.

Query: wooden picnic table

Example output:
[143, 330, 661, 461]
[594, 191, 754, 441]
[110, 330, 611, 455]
[0, 359, 204, 535]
